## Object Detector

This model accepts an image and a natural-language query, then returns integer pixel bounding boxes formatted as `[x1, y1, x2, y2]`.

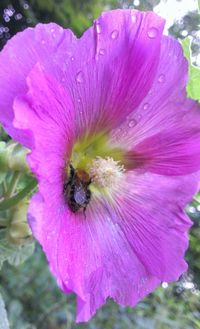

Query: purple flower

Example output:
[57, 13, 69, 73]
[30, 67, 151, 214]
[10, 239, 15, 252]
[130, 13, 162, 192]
[0, 9, 200, 322]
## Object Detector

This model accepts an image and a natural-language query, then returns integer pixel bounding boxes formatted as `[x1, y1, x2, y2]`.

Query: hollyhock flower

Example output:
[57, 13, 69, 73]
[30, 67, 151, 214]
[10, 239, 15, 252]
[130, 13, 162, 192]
[0, 9, 200, 322]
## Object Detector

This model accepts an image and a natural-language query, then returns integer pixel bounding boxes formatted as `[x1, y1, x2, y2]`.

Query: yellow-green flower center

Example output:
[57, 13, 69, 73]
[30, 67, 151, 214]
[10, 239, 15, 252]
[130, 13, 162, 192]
[70, 132, 125, 189]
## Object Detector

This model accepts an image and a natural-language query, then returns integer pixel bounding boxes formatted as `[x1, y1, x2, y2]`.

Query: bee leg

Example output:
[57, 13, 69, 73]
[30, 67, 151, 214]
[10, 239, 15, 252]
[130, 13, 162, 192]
[86, 189, 91, 200]
[69, 164, 75, 178]
[83, 206, 87, 219]
[64, 181, 69, 189]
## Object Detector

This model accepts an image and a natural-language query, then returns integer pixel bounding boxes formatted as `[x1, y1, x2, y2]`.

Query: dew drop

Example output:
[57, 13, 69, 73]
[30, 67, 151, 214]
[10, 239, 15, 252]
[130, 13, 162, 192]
[111, 30, 119, 40]
[128, 119, 137, 128]
[133, 0, 140, 6]
[115, 128, 122, 138]
[121, 130, 127, 137]
[76, 71, 84, 83]
[71, 56, 75, 61]
[51, 28, 55, 33]
[99, 48, 105, 56]
[96, 22, 101, 34]
[158, 74, 165, 83]
[131, 13, 137, 24]
[147, 27, 158, 39]
[143, 103, 149, 110]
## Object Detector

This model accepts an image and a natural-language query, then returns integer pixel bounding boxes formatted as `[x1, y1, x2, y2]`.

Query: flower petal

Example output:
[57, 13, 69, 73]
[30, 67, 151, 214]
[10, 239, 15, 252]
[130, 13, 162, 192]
[28, 168, 198, 322]
[110, 36, 200, 175]
[28, 184, 160, 322]
[0, 23, 75, 147]
[113, 171, 198, 281]
[13, 59, 161, 322]
[13, 63, 75, 182]
[42, 9, 165, 135]
[126, 106, 200, 175]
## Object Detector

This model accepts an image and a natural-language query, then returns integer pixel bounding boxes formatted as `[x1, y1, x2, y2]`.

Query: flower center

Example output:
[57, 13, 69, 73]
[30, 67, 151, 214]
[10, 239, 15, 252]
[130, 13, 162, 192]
[88, 156, 125, 188]
[70, 132, 125, 171]
[69, 132, 126, 191]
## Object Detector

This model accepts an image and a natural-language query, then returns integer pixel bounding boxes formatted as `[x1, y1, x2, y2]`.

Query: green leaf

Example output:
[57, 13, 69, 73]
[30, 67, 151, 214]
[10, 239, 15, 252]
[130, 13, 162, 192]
[0, 178, 37, 211]
[7, 243, 35, 267]
[0, 230, 35, 269]
[0, 292, 10, 329]
[182, 37, 200, 102]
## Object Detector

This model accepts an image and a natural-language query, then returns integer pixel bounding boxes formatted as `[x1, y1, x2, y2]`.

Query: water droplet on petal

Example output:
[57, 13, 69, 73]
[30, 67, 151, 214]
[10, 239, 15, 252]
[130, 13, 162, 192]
[51, 28, 55, 33]
[133, 0, 140, 6]
[143, 103, 149, 110]
[71, 56, 75, 61]
[147, 27, 158, 39]
[158, 74, 165, 83]
[115, 128, 122, 137]
[121, 130, 127, 137]
[131, 12, 137, 23]
[111, 30, 119, 40]
[99, 48, 105, 55]
[96, 22, 101, 34]
[128, 119, 137, 128]
[76, 71, 84, 83]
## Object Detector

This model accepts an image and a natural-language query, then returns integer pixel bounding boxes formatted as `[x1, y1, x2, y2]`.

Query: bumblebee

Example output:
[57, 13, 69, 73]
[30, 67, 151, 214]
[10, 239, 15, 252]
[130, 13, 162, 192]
[64, 164, 92, 213]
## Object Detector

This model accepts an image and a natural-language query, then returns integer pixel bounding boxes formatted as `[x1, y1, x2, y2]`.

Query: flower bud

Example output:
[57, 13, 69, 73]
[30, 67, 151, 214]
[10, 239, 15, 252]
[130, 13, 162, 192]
[7, 200, 32, 245]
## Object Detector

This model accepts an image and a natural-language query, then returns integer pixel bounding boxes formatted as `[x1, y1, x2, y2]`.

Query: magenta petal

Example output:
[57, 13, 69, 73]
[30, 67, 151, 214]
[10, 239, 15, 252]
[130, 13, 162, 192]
[114, 171, 199, 281]
[12, 56, 161, 322]
[42, 9, 165, 134]
[13, 64, 75, 181]
[110, 36, 200, 175]
[27, 169, 198, 321]
[28, 185, 160, 322]
[0, 23, 75, 147]
[128, 109, 200, 175]
[28, 192, 44, 241]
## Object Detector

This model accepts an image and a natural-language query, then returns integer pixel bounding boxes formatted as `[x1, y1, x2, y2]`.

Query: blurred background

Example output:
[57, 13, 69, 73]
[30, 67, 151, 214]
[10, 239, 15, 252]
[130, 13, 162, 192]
[0, 1, 200, 328]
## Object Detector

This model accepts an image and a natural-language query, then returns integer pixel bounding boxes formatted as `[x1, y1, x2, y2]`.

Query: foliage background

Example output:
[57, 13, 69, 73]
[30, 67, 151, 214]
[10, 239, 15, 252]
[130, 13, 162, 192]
[0, 1, 200, 328]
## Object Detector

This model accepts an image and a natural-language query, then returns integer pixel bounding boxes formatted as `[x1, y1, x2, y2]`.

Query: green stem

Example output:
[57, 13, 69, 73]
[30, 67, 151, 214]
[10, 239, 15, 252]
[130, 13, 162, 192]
[2, 180, 7, 195]
[0, 179, 37, 211]
[193, 196, 200, 204]
[5, 172, 21, 198]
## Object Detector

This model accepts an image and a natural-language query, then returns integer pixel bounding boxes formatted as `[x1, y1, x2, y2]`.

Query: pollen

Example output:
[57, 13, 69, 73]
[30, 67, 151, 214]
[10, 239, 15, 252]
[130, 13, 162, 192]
[89, 156, 125, 188]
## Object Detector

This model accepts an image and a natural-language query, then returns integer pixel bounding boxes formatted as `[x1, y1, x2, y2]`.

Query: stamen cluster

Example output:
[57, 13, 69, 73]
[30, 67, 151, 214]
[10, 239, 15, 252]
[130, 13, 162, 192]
[89, 156, 125, 188]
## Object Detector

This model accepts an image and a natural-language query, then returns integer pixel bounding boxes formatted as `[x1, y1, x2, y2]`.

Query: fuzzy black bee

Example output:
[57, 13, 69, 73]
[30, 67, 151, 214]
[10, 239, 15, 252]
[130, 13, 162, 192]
[64, 164, 92, 213]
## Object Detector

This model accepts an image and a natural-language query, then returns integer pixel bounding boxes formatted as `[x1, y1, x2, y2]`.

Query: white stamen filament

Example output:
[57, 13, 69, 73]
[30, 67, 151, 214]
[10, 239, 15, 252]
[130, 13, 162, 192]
[89, 156, 125, 188]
